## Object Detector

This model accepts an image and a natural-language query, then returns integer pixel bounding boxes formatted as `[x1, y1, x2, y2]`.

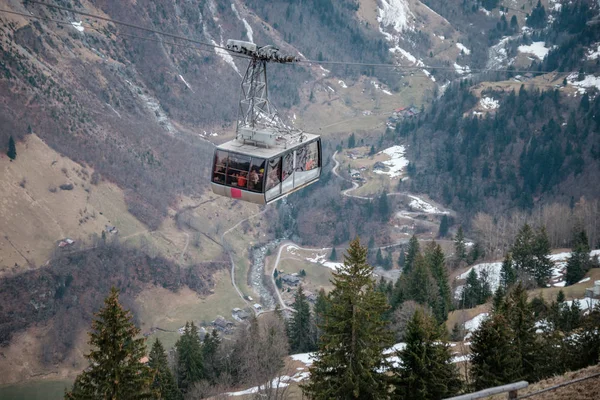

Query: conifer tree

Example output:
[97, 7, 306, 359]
[566, 229, 591, 285]
[303, 238, 393, 400]
[500, 253, 516, 289]
[66, 287, 152, 399]
[438, 215, 449, 238]
[7, 135, 16, 160]
[532, 227, 552, 286]
[175, 322, 204, 393]
[149, 339, 182, 400]
[404, 235, 420, 273]
[398, 248, 406, 270]
[424, 242, 452, 322]
[454, 227, 466, 261]
[288, 285, 315, 353]
[394, 310, 461, 399]
[201, 330, 221, 384]
[313, 289, 329, 344]
[329, 247, 337, 261]
[504, 284, 541, 382]
[470, 314, 520, 390]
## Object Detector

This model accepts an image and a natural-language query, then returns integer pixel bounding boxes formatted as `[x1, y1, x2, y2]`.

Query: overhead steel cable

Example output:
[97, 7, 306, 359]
[22, 1, 576, 76]
[27, 0, 232, 52]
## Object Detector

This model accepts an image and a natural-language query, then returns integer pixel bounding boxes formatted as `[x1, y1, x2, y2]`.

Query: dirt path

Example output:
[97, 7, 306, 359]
[220, 208, 269, 310]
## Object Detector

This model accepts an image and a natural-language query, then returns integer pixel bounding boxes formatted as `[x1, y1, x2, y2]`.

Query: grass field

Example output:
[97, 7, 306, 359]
[0, 379, 72, 400]
[135, 270, 246, 350]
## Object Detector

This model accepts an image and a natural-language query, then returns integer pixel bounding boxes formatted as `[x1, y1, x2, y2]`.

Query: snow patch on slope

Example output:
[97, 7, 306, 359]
[567, 73, 600, 94]
[456, 42, 471, 55]
[587, 44, 600, 60]
[518, 42, 550, 59]
[179, 75, 193, 92]
[464, 313, 489, 339]
[407, 195, 449, 214]
[71, 21, 85, 32]
[454, 63, 471, 75]
[480, 97, 499, 110]
[231, 3, 254, 43]
[374, 145, 409, 178]
[378, 0, 414, 32]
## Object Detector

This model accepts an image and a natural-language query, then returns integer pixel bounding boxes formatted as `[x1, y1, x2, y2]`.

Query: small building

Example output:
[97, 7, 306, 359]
[105, 225, 118, 234]
[58, 238, 75, 248]
[232, 308, 251, 321]
[281, 274, 301, 286]
[212, 316, 234, 332]
[585, 280, 600, 300]
[253, 303, 263, 311]
[350, 169, 361, 179]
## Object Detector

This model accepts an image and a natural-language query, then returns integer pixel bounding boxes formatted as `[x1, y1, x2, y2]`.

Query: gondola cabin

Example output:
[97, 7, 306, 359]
[211, 133, 321, 204]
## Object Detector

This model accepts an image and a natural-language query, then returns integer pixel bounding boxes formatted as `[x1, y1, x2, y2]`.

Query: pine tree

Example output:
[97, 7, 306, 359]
[302, 238, 394, 400]
[532, 227, 552, 286]
[454, 227, 466, 261]
[504, 283, 541, 382]
[566, 229, 591, 285]
[289, 286, 315, 353]
[313, 289, 329, 345]
[398, 248, 406, 270]
[512, 224, 551, 286]
[500, 253, 516, 289]
[424, 242, 452, 323]
[175, 322, 204, 393]
[404, 235, 420, 273]
[65, 287, 152, 399]
[470, 314, 520, 390]
[201, 329, 221, 384]
[7, 135, 16, 160]
[149, 339, 182, 400]
[438, 215, 449, 238]
[330, 247, 337, 261]
[394, 310, 462, 399]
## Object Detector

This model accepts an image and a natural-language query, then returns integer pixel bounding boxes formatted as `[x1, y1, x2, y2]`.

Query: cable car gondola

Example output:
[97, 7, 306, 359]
[211, 40, 321, 204]
[212, 132, 321, 204]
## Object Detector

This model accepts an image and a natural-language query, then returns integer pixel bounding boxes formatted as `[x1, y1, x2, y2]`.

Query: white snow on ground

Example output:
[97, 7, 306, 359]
[407, 195, 449, 214]
[452, 355, 471, 363]
[305, 253, 344, 271]
[456, 43, 471, 55]
[71, 21, 84, 32]
[422, 69, 436, 82]
[327, 86, 335, 92]
[378, 0, 414, 32]
[587, 44, 600, 60]
[464, 313, 489, 340]
[290, 352, 315, 366]
[179, 75, 193, 91]
[389, 47, 426, 67]
[455, 250, 600, 299]
[565, 298, 600, 312]
[454, 63, 471, 75]
[479, 7, 491, 16]
[320, 66, 330, 74]
[518, 42, 550, 59]
[480, 97, 499, 110]
[487, 36, 511, 69]
[579, 277, 591, 284]
[567, 73, 600, 94]
[231, 4, 254, 43]
[338, 80, 348, 88]
[383, 342, 407, 355]
[382, 89, 393, 95]
[456, 262, 503, 299]
[553, 281, 566, 287]
[374, 145, 409, 179]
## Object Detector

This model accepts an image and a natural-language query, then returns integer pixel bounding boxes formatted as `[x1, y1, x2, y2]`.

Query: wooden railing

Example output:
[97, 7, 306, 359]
[445, 381, 529, 400]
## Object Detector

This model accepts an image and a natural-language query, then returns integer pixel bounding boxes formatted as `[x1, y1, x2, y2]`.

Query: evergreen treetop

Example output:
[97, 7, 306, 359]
[7, 135, 16, 160]
[149, 339, 182, 400]
[394, 310, 462, 399]
[302, 238, 393, 400]
[454, 226, 467, 261]
[404, 235, 420, 273]
[288, 285, 316, 353]
[66, 287, 152, 399]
